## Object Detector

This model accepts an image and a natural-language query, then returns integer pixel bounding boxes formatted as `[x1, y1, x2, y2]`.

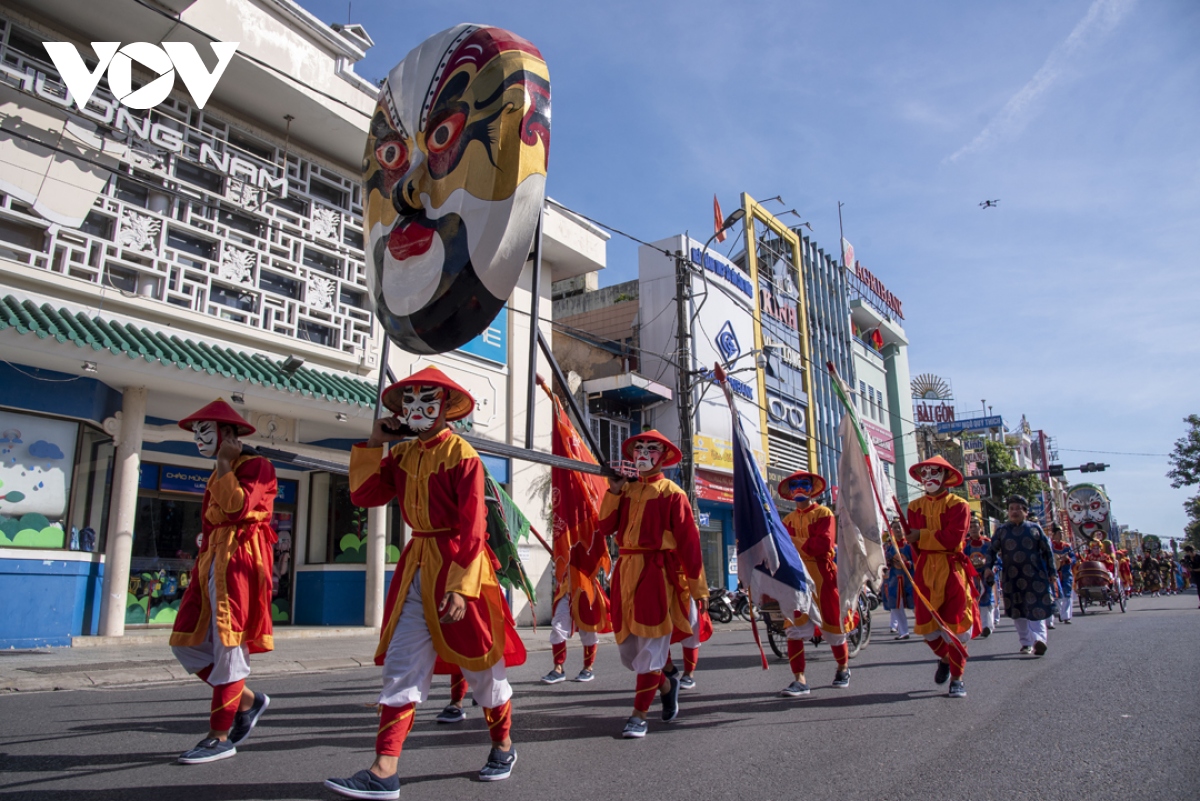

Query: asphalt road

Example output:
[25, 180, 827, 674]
[1, 593, 1195, 801]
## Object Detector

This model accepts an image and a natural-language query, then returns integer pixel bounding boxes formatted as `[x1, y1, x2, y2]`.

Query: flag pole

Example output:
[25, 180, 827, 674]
[714, 363, 770, 670]
[826, 361, 969, 660]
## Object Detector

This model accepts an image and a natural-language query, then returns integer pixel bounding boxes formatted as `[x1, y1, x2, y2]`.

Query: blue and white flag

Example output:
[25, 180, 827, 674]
[719, 370, 812, 624]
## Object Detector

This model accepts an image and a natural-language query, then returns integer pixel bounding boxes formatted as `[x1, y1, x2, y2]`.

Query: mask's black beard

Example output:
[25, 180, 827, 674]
[373, 210, 506, 355]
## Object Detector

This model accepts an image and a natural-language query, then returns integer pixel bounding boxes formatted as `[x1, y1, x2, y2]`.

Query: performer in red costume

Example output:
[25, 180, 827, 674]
[325, 366, 526, 799]
[906, 456, 976, 699]
[170, 399, 276, 765]
[601, 431, 707, 739]
[541, 377, 612, 685]
[775, 470, 850, 696]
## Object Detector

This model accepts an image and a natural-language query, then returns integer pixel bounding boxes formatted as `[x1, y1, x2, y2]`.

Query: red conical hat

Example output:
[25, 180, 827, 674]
[381, 365, 475, 421]
[777, 469, 827, 500]
[908, 455, 963, 488]
[621, 430, 682, 468]
[178, 398, 255, 436]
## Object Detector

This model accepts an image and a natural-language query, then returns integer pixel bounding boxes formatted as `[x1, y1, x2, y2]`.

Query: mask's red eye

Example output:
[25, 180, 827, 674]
[427, 112, 466, 153]
[376, 140, 408, 170]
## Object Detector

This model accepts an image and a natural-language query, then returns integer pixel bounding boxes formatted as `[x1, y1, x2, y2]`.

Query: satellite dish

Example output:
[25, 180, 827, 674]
[363, 24, 551, 354]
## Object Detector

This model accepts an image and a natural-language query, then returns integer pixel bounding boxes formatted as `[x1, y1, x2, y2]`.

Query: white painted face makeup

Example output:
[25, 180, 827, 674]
[193, 421, 219, 458]
[918, 465, 946, 496]
[400, 384, 444, 432]
[632, 441, 664, 474]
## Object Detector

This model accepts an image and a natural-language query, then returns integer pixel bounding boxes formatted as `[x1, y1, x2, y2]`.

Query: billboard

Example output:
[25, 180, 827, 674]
[639, 235, 764, 474]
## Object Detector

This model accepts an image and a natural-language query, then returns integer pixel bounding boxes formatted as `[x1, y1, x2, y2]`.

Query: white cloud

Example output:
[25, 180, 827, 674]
[947, 0, 1135, 163]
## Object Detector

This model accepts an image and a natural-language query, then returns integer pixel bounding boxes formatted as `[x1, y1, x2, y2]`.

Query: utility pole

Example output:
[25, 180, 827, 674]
[675, 249, 698, 513]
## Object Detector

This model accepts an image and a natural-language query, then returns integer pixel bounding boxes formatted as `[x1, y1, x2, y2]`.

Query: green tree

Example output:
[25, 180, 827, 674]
[1167, 415, 1200, 547]
[982, 439, 1046, 516]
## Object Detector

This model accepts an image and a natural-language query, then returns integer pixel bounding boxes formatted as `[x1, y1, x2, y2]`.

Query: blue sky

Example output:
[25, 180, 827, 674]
[306, 0, 1200, 541]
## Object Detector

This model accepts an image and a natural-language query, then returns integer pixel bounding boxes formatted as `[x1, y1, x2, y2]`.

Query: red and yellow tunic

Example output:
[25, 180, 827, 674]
[906, 490, 975, 637]
[600, 472, 707, 643]
[782, 502, 846, 634]
[171, 453, 277, 653]
[350, 428, 525, 672]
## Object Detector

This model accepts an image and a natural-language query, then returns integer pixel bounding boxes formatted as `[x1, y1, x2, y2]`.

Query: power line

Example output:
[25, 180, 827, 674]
[1057, 448, 1169, 458]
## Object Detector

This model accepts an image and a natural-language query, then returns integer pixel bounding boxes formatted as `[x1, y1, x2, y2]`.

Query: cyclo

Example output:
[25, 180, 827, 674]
[1075, 558, 1126, 614]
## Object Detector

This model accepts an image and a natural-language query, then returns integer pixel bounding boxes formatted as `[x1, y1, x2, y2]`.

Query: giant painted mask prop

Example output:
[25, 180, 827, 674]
[1066, 483, 1111, 542]
[364, 24, 551, 354]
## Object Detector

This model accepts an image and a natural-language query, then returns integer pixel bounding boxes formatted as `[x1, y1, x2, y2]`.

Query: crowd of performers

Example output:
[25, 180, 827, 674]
[161, 368, 1198, 798]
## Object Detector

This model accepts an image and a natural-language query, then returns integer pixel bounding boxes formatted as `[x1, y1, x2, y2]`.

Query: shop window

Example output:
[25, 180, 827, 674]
[167, 227, 217, 261]
[589, 417, 629, 464]
[303, 246, 342, 277]
[174, 160, 224, 194]
[307, 472, 405, 565]
[127, 466, 299, 626]
[67, 426, 114, 553]
[0, 409, 79, 550]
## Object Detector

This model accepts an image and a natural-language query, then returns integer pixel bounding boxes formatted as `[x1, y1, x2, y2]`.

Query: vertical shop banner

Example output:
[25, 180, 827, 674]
[962, 437, 988, 500]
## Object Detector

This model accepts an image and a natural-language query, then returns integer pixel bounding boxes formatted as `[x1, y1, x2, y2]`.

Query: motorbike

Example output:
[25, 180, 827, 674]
[731, 587, 755, 621]
[707, 587, 734, 624]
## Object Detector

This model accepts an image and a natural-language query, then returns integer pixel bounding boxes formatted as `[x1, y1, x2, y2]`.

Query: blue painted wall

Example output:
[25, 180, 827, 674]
[0, 362, 121, 423]
[0, 558, 104, 648]
[293, 568, 396, 626]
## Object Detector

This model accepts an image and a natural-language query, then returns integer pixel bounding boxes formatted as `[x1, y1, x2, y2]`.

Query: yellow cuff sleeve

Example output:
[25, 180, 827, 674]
[444, 551, 487, 601]
[209, 471, 245, 515]
[350, 444, 385, 494]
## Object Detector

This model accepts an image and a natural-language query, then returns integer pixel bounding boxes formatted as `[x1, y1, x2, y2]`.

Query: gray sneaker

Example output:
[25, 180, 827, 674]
[780, 681, 810, 697]
[832, 669, 850, 689]
[324, 769, 400, 800]
[573, 668, 595, 682]
[540, 668, 567, 684]
[229, 692, 269, 746]
[435, 704, 465, 724]
[678, 675, 696, 690]
[478, 746, 517, 781]
[178, 737, 236, 765]
[948, 679, 966, 698]
[622, 716, 648, 738]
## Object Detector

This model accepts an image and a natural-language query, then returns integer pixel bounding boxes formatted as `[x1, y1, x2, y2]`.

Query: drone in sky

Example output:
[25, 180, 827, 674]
[979, 199, 1000, 209]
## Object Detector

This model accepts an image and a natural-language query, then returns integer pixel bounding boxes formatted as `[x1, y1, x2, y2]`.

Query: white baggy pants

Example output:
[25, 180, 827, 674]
[1013, 617, 1047, 647]
[890, 608, 910, 637]
[172, 562, 251, 686]
[1057, 594, 1073, 621]
[378, 570, 511, 709]
[549, 595, 599, 646]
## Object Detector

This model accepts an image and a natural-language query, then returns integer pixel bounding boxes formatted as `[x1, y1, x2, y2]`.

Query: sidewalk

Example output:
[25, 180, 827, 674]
[0, 625, 618, 693]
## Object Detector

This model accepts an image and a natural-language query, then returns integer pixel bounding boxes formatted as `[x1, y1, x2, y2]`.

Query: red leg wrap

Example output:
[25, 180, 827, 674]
[830, 642, 849, 667]
[787, 639, 806, 676]
[664, 653, 676, 674]
[683, 647, 699, 674]
[634, 671, 662, 713]
[209, 680, 245, 732]
[483, 700, 512, 744]
[375, 703, 415, 757]
[583, 644, 597, 669]
[196, 665, 214, 685]
[450, 671, 467, 704]
[552, 642, 567, 666]
[928, 638, 949, 659]
[948, 642, 967, 677]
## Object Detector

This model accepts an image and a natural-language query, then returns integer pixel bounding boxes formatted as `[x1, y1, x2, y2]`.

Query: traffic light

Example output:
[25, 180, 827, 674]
[1079, 462, 1107, 473]
[1049, 464, 1065, 477]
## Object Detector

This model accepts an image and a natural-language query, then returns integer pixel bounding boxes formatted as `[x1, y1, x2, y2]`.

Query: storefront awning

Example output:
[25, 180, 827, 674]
[0, 294, 377, 407]
[582, 373, 672, 406]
